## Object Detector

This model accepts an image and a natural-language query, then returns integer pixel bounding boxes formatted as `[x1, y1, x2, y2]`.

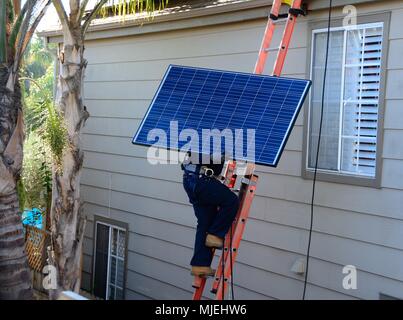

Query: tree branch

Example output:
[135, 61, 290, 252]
[52, 0, 69, 30]
[69, 0, 80, 25]
[0, 0, 7, 63]
[13, 0, 21, 16]
[81, 0, 108, 35]
[21, 1, 52, 57]
[70, 0, 80, 12]
[78, 0, 89, 23]
[9, 2, 28, 51]
[3, 110, 24, 175]
[9, 0, 34, 85]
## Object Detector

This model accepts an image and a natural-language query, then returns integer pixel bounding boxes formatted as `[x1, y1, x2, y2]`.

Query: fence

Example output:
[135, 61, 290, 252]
[24, 225, 50, 273]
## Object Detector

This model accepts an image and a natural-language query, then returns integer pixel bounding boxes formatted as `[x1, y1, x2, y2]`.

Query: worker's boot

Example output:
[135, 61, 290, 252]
[191, 266, 216, 277]
[205, 234, 224, 249]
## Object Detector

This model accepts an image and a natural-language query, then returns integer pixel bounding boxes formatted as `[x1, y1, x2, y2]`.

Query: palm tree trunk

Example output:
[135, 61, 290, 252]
[0, 68, 32, 300]
[49, 27, 88, 299]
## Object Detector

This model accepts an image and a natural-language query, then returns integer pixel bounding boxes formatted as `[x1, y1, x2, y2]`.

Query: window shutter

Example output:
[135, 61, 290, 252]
[309, 23, 383, 178]
[352, 27, 382, 175]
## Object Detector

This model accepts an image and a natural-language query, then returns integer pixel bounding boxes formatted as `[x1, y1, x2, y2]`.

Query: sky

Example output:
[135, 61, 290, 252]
[22, 0, 99, 31]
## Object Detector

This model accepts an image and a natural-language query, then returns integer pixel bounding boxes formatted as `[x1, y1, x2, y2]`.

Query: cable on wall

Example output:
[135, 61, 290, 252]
[302, 0, 333, 300]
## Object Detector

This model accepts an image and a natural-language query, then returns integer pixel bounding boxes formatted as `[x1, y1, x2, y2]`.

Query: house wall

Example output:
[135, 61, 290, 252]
[79, 0, 403, 300]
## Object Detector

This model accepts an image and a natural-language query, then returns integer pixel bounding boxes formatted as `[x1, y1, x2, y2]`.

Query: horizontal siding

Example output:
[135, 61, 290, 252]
[125, 289, 152, 300]
[390, 8, 403, 39]
[127, 270, 191, 300]
[85, 99, 149, 119]
[387, 39, 403, 70]
[81, 178, 403, 251]
[82, 208, 403, 300]
[383, 130, 403, 159]
[81, 271, 92, 292]
[80, 1, 403, 300]
[82, 131, 303, 162]
[83, 120, 304, 151]
[85, 48, 307, 82]
[84, 81, 158, 100]
[82, 253, 92, 274]
[83, 117, 140, 137]
[385, 70, 403, 100]
[384, 100, 403, 130]
[82, 152, 403, 218]
[84, 21, 308, 64]
[382, 159, 403, 189]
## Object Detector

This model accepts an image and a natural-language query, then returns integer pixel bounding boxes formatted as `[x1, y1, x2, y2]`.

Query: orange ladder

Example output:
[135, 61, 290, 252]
[191, 0, 306, 300]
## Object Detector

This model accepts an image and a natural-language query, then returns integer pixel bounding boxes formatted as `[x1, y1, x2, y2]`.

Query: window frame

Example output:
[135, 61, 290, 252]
[92, 215, 129, 300]
[302, 12, 391, 188]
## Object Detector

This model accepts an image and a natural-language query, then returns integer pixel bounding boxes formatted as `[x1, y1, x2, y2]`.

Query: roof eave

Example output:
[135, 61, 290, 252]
[37, 0, 380, 42]
[37, 0, 273, 38]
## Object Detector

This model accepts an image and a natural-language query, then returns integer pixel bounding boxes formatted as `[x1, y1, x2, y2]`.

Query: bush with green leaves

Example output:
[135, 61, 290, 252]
[20, 132, 52, 211]
[23, 68, 68, 163]
[19, 37, 67, 211]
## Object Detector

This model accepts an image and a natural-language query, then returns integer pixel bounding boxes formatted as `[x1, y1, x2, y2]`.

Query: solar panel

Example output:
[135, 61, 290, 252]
[132, 65, 311, 167]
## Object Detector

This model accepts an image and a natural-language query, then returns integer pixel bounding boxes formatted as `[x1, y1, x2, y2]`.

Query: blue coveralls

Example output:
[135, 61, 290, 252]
[182, 164, 239, 267]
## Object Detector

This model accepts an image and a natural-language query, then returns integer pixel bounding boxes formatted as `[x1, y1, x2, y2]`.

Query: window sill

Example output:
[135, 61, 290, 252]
[302, 168, 381, 189]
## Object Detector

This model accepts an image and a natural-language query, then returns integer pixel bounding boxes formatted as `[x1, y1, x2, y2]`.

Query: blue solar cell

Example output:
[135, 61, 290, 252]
[132, 65, 311, 167]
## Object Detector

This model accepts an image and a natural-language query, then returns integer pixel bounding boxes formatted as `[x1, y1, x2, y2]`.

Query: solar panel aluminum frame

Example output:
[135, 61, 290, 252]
[132, 64, 311, 167]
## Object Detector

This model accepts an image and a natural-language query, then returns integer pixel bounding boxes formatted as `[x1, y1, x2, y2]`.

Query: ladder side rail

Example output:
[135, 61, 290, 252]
[192, 271, 209, 300]
[254, 0, 283, 74]
[192, 160, 239, 300]
[210, 163, 256, 294]
[272, 0, 303, 76]
[215, 174, 259, 300]
[210, 179, 248, 295]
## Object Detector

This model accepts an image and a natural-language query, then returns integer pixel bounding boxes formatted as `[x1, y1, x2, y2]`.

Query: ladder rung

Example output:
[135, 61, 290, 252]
[241, 177, 257, 186]
[270, 13, 289, 21]
[264, 47, 280, 53]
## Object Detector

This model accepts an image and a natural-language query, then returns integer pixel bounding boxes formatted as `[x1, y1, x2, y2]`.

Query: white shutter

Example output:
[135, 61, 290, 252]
[309, 23, 383, 177]
[352, 27, 382, 176]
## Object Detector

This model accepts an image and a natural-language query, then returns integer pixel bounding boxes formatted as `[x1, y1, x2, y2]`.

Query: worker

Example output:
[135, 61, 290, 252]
[181, 152, 239, 277]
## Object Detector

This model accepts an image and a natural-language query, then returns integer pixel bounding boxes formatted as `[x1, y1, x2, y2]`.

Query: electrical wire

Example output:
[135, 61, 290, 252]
[302, 0, 333, 300]
[230, 223, 234, 299]
[220, 225, 235, 300]
[221, 245, 225, 300]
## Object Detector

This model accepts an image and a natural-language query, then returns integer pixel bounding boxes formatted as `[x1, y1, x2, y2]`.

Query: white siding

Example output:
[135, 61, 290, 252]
[79, 1, 403, 300]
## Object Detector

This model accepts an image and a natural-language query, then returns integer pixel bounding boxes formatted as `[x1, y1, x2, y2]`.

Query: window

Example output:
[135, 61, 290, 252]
[93, 220, 127, 300]
[307, 22, 384, 179]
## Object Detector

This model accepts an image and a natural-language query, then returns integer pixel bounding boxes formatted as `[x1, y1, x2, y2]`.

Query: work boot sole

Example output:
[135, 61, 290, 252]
[190, 271, 216, 278]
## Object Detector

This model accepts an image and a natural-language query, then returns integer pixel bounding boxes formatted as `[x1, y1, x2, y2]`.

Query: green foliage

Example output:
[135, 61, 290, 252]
[19, 37, 66, 210]
[22, 36, 55, 84]
[20, 132, 52, 210]
[7, 0, 15, 22]
[22, 38, 67, 167]
[23, 68, 68, 169]
[99, 0, 168, 19]
[9, 10, 24, 51]
[0, 0, 7, 63]
[23, 64, 55, 133]
[42, 101, 68, 168]
[17, 178, 26, 212]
